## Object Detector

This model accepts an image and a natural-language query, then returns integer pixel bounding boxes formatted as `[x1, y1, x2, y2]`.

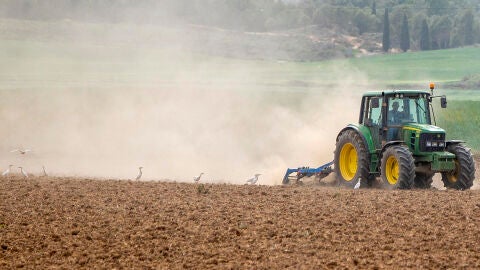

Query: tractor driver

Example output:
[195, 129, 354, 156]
[388, 101, 404, 125]
[387, 101, 403, 140]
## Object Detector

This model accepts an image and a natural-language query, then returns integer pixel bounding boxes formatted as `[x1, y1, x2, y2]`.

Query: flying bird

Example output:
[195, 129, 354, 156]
[135, 166, 143, 181]
[10, 149, 31, 155]
[193, 172, 204, 183]
[354, 178, 361, 190]
[246, 174, 261, 185]
[18, 167, 29, 178]
[2, 165, 13, 176]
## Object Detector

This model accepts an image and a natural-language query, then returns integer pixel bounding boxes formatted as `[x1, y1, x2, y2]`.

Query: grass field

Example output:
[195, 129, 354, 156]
[436, 100, 480, 152]
[347, 47, 480, 85]
[1, 35, 480, 87]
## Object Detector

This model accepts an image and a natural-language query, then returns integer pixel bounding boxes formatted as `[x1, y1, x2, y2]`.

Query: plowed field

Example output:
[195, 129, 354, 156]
[1, 172, 480, 269]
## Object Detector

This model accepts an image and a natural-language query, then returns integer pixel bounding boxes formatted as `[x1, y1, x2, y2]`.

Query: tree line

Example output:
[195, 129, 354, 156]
[381, 3, 478, 52]
[0, 0, 479, 52]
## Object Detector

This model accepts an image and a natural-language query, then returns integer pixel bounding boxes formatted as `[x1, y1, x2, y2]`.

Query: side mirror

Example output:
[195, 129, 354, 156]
[441, 96, 447, 108]
[371, 98, 379, 108]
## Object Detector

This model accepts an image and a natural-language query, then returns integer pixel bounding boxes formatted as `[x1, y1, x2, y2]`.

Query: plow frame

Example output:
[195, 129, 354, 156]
[282, 161, 334, 185]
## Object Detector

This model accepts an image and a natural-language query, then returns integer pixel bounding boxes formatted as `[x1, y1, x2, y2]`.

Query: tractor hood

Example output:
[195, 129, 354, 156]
[402, 123, 446, 134]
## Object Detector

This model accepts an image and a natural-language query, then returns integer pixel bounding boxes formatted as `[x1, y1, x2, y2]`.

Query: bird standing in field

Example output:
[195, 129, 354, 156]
[2, 165, 13, 176]
[354, 178, 361, 190]
[42, 166, 48, 177]
[10, 148, 31, 155]
[193, 172, 204, 183]
[18, 167, 29, 178]
[135, 166, 143, 181]
[246, 174, 261, 185]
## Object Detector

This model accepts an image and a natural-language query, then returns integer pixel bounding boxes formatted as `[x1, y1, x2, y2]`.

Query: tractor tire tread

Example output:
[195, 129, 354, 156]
[441, 144, 475, 190]
[414, 172, 434, 189]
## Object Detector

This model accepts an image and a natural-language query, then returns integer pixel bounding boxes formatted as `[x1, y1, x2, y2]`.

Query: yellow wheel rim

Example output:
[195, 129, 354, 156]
[447, 160, 459, 183]
[339, 143, 357, 181]
[385, 156, 399, 185]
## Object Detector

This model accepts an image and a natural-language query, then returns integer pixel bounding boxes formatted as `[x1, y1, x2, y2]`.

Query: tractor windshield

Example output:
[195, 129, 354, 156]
[387, 95, 430, 126]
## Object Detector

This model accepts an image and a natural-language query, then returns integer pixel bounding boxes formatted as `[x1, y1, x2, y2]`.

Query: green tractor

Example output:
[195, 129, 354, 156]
[334, 83, 476, 190]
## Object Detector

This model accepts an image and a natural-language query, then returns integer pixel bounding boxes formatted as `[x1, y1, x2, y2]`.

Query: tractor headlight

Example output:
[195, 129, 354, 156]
[420, 133, 446, 152]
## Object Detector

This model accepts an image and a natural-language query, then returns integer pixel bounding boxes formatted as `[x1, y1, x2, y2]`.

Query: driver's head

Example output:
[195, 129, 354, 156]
[392, 101, 399, 110]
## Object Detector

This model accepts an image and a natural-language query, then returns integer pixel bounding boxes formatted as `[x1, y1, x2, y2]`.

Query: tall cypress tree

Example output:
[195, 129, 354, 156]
[400, 14, 410, 52]
[382, 8, 390, 52]
[464, 10, 474, 46]
[420, 19, 430, 50]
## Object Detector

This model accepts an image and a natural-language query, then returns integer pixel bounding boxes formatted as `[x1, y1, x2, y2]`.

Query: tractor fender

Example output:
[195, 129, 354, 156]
[380, 141, 407, 158]
[446, 140, 465, 147]
[336, 124, 376, 154]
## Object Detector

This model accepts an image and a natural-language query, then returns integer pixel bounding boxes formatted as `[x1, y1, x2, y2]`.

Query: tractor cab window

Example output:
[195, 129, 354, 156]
[409, 97, 430, 124]
[387, 96, 430, 126]
[364, 97, 383, 126]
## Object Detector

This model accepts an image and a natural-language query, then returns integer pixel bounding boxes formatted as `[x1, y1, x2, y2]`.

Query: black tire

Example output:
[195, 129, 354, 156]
[441, 144, 475, 190]
[363, 174, 377, 188]
[414, 172, 435, 189]
[380, 145, 415, 189]
[334, 129, 371, 188]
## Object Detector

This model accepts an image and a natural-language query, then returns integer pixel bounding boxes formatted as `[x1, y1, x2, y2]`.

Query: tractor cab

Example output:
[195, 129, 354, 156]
[360, 90, 443, 148]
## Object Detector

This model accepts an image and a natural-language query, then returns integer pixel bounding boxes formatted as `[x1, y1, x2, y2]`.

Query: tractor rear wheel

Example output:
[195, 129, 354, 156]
[441, 144, 475, 190]
[380, 145, 415, 189]
[414, 172, 434, 189]
[334, 129, 371, 188]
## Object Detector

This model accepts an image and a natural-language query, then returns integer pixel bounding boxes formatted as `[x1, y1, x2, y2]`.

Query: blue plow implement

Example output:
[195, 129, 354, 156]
[282, 161, 334, 185]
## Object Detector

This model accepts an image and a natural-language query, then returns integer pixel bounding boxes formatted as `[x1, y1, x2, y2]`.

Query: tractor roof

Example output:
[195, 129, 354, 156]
[363, 90, 431, 97]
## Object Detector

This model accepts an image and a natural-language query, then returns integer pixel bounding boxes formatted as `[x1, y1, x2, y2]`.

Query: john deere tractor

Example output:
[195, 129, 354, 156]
[334, 83, 476, 190]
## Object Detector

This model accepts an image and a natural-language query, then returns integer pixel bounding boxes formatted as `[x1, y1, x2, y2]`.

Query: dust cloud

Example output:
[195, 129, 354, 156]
[0, 19, 368, 185]
[0, 77, 365, 185]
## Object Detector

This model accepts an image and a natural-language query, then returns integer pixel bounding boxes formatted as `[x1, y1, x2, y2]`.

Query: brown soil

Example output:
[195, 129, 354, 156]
[1, 176, 480, 269]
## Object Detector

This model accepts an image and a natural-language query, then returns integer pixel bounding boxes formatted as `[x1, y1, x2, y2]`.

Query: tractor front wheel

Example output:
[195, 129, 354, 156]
[441, 144, 475, 190]
[334, 129, 371, 188]
[380, 145, 415, 189]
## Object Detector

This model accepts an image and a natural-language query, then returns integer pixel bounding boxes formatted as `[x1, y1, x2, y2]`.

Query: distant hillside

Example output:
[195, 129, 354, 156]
[185, 24, 384, 61]
[1, 0, 479, 59]
[0, 19, 382, 61]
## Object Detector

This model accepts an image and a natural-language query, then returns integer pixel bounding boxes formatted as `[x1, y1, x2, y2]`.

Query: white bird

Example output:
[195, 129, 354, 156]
[10, 149, 31, 155]
[2, 165, 13, 176]
[18, 167, 29, 178]
[42, 166, 48, 177]
[193, 172, 204, 183]
[354, 178, 361, 190]
[135, 166, 143, 181]
[246, 174, 261, 185]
